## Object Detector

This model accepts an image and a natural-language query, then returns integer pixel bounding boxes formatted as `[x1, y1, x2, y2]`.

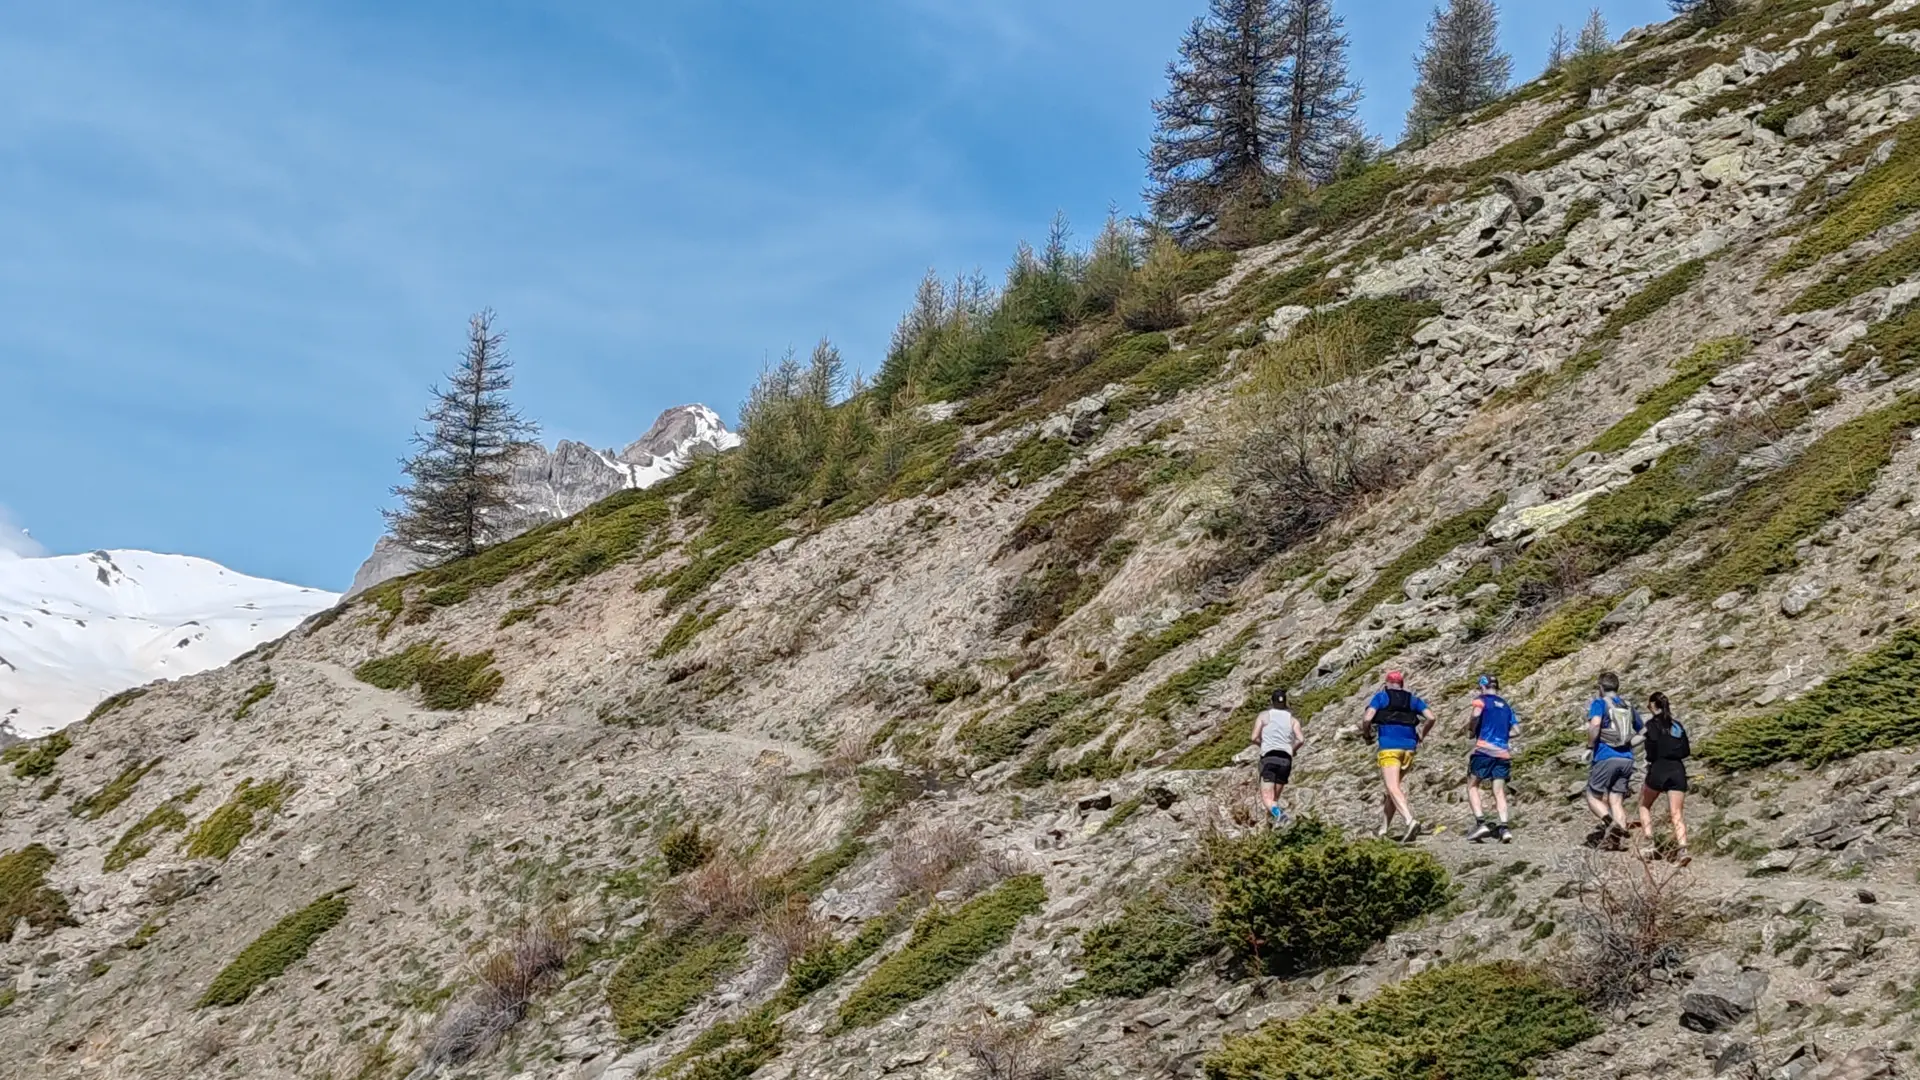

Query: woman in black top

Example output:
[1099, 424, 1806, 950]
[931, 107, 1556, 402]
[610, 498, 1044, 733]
[1637, 691, 1692, 865]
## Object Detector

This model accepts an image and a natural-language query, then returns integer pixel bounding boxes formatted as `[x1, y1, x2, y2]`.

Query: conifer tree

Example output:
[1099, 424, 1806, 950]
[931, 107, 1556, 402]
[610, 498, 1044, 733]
[1276, 0, 1362, 184]
[1080, 209, 1140, 315]
[1566, 9, 1613, 96]
[385, 310, 538, 562]
[1545, 24, 1572, 75]
[1405, 0, 1512, 143]
[1669, 0, 1739, 26]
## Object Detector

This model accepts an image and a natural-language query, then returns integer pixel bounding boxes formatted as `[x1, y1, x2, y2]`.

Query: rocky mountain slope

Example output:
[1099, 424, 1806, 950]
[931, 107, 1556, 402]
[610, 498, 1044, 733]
[347, 405, 740, 596]
[8, 4, 1920, 1079]
[0, 549, 336, 738]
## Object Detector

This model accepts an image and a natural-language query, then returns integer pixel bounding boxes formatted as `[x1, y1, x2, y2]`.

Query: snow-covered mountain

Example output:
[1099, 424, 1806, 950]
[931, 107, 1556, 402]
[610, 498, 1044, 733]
[347, 403, 740, 595]
[0, 549, 338, 737]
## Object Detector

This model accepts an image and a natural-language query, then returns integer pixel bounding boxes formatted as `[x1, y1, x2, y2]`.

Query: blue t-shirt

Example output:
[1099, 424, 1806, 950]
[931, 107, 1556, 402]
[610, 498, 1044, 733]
[1473, 694, 1517, 758]
[1368, 690, 1429, 750]
[1590, 697, 1638, 761]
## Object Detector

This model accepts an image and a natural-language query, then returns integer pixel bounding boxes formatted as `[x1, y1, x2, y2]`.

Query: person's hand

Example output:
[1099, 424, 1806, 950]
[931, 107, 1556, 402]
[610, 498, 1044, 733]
[1581, 748, 1594, 765]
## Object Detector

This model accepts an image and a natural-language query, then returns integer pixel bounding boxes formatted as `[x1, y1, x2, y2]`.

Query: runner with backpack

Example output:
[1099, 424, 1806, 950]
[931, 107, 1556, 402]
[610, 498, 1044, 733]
[1638, 691, 1692, 865]
[1363, 671, 1436, 842]
[1461, 675, 1518, 844]
[1250, 688, 1305, 826]
[1585, 671, 1644, 850]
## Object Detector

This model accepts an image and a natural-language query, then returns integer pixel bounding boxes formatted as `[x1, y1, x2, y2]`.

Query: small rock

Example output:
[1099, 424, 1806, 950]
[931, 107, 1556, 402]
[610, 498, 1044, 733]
[1712, 591, 1744, 611]
[1680, 969, 1768, 1032]
[1076, 792, 1113, 813]
[1780, 579, 1826, 618]
[1857, 889, 1877, 905]
[1782, 107, 1825, 140]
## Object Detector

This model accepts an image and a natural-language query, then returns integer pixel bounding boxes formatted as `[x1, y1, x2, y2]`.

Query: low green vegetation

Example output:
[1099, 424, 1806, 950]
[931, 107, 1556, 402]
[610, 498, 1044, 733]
[182, 778, 292, 861]
[1002, 434, 1073, 484]
[352, 642, 504, 710]
[606, 932, 748, 1041]
[1192, 261, 1334, 341]
[654, 606, 728, 659]
[1777, 117, 1920, 276]
[652, 1007, 785, 1080]
[1790, 230, 1920, 313]
[780, 910, 909, 1005]
[82, 686, 148, 723]
[1203, 962, 1598, 1080]
[1705, 626, 1920, 770]
[1070, 822, 1448, 1001]
[1579, 337, 1748, 457]
[104, 786, 203, 871]
[1845, 299, 1920, 380]
[1603, 259, 1709, 341]
[661, 823, 717, 876]
[959, 691, 1085, 768]
[3, 730, 72, 779]
[1344, 496, 1504, 619]
[1486, 596, 1617, 688]
[838, 875, 1046, 1029]
[0, 844, 73, 934]
[1691, 7, 1920, 134]
[1256, 163, 1417, 245]
[1491, 237, 1565, 277]
[645, 508, 791, 612]
[1685, 395, 1920, 599]
[233, 680, 275, 721]
[199, 890, 351, 1007]
[1137, 626, 1259, 722]
[1092, 606, 1234, 695]
[71, 758, 161, 821]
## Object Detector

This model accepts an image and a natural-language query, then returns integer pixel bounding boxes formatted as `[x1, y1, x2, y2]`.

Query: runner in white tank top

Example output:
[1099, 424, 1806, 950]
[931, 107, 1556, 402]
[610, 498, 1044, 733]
[1250, 688, 1305, 825]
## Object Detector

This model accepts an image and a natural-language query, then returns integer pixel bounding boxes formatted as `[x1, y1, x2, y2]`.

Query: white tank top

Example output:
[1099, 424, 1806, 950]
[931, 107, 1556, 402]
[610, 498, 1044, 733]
[1259, 709, 1300, 756]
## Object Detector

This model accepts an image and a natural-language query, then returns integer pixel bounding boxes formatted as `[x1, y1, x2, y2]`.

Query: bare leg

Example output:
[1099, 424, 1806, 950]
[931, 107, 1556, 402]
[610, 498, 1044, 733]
[1260, 780, 1278, 814]
[1491, 779, 1509, 824]
[1608, 792, 1629, 831]
[1383, 765, 1415, 825]
[1382, 787, 1397, 829]
[1466, 776, 1484, 820]
[1585, 790, 1611, 822]
[1669, 790, 1688, 847]
[1638, 784, 1658, 839]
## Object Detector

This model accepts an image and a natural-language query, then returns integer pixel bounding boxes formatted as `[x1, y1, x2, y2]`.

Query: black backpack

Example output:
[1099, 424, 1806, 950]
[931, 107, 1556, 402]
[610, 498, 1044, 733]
[1373, 688, 1420, 736]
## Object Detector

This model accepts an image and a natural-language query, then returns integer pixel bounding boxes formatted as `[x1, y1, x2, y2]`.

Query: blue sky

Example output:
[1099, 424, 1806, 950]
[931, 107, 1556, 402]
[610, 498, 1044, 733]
[0, 0, 1671, 590]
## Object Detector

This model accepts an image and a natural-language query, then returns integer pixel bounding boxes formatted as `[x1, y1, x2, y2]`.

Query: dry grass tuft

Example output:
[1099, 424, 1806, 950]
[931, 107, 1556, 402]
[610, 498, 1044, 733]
[660, 849, 769, 930]
[890, 821, 983, 898]
[422, 911, 577, 1068]
[1566, 852, 1705, 1007]
[955, 1008, 1063, 1080]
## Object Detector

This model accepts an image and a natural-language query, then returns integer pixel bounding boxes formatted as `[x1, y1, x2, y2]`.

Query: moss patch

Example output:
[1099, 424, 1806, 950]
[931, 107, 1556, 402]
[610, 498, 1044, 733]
[3, 730, 72, 780]
[199, 890, 351, 1007]
[182, 778, 292, 861]
[645, 508, 791, 612]
[1204, 962, 1597, 1080]
[233, 680, 275, 721]
[353, 642, 504, 710]
[838, 874, 1045, 1029]
[0, 844, 74, 934]
[1777, 117, 1920, 276]
[104, 785, 203, 871]
[1705, 626, 1920, 770]
[1487, 596, 1616, 687]
[606, 931, 748, 1042]
[72, 758, 161, 821]
[1686, 395, 1920, 599]
[82, 686, 149, 724]
[1579, 337, 1749, 457]
[655, 606, 729, 659]
[1092, 606, 1234, 695]
[960, 691, 1085, 768]
[1790, 229, 1920, 314]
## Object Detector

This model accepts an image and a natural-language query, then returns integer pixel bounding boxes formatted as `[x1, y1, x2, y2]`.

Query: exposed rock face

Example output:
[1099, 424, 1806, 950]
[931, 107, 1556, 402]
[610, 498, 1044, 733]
[345, 404, 738, 596]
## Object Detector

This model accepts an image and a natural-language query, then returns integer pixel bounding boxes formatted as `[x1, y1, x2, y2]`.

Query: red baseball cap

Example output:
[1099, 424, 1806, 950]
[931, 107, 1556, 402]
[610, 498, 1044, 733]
[1384, 671, 1405, 686]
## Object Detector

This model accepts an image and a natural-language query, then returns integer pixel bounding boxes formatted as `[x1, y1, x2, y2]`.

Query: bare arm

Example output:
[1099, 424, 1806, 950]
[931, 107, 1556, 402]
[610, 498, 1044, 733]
[1461, 699, 1484, 739]
[1291, 719, 1306, 755]
[1417, 710, 1437, 744]
[1251, 713, 1266, 747]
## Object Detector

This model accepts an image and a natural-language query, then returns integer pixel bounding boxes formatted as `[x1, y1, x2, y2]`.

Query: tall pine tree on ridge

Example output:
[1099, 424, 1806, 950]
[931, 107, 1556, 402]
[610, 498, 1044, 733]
[1405, 0, 1511, 144]
[384, 309, 539, 562]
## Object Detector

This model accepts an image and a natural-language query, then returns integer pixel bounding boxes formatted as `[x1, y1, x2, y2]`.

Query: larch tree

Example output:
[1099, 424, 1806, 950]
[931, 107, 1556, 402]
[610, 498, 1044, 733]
[1276, 0, 1362, 185]
[1566, 8, 1614, 96]
[1405, 0, 1512, 143]
[1147, 0, 1293, 237]
[1545, 24, 1572, 75]
[384, 309, 539, 562]
[1669, 0, 1740, 26]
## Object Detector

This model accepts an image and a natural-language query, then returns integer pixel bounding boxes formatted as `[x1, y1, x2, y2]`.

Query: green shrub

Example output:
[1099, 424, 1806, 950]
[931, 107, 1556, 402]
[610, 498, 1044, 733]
[0, 844, 73, 933]
[199, 890, 351, 1007]
[654, 1007, 785, 1080]
[1491, 237, 1566, 277]
[1790, 230, 1920, 313]
[1580, 337, 1749, 457]
[352, 642, 504, 710]
[82, 686, 148, 723]
[1092, 606, 1235, 695]
[1003, 435, 1074, 485]
[3, 731, 72, 779]
[837, 874, 1046, 1029]
[655, 606, 728, 659]
[1098, 795, 1144, 834]
[1193, 260, 1334, 341]
[1257, 164, 1416, 244]
[1777, 117, 1920, 275]
[1843, 299, 1920, 381]
[1486, 596, 1616, 687]
[104, 786, 203, 871]
[1073, 891, 1216, 999]
[924, 669, 984, 704]
[1603, 259, 1708, 340]
[1204, 962, 1598, 1080]
[1137, 627, 1258, 720]
[959, 692, 1085, 767]
[778, 910, 908, 1007]
[1687, 395, 1920, 599]
[233, 680, 275, 721]
[72, 758, 161, 820]
[647, 508, 791, 612]
[1344, 496, 1504, 619]
[661, 823, 717, 876]
[422, 584, 469, 607]
[182, 778, 292, 861]
[498, 606, 538, 628]
[606, 931, 747, 1041]
[1205, 826, 1449, 975]
[1704, 626, 1920, 770]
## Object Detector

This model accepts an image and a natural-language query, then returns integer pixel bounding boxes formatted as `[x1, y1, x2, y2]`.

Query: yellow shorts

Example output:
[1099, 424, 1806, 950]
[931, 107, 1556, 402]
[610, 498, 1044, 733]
[1377, 749, 1417, 771]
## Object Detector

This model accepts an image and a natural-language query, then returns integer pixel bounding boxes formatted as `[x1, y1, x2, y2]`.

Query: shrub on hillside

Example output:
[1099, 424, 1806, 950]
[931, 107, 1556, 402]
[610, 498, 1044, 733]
[606, 931, 748, 1041]
[3, 731, 72, 780]
[352, 642, 504, 710]
[661, 823, 717, 876]
[199, 890, 351, 1007]
[423, 912, 576, 1067]
[182, 778, 292, 861]
[0, 844, 74, 935]
[104, 786, 203, 871]
[838, 874, 1046, 1029]
[1204, 962, 1598, 1080]
[1704, 626, 1920, 770]
[71, 758, 161, 821]
[1567, 855, 1703, 1006]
